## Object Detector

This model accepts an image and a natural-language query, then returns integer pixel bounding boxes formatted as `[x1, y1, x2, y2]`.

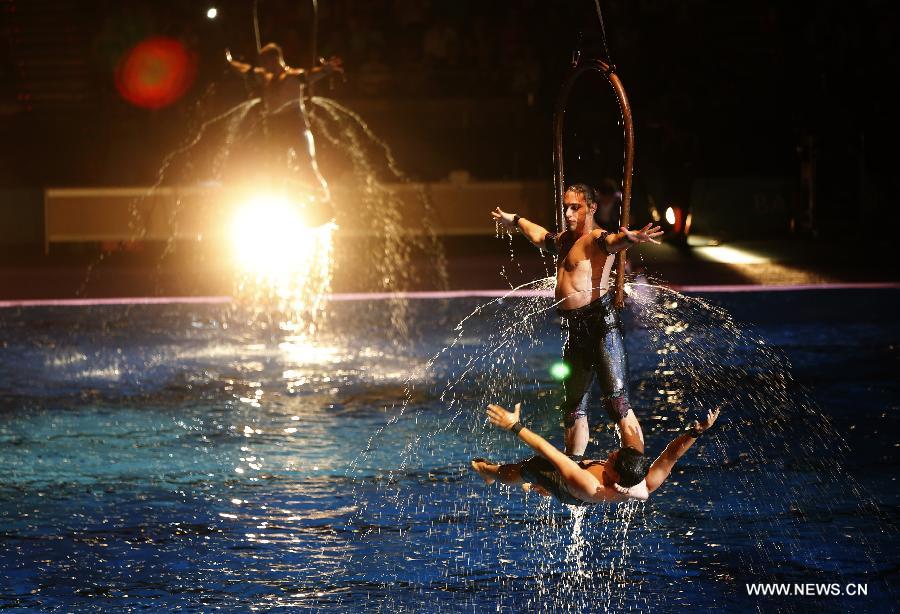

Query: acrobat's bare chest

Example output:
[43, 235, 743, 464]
[558, 236, 598, 274]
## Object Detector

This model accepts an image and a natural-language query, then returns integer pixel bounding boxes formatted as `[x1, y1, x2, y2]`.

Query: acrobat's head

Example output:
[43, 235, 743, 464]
[259, 43, 286, 72]
[606, 445, 650, 487]
[563, 183, 599, 233]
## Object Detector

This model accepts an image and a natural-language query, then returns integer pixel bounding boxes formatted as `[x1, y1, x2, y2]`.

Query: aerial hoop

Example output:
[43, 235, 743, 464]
[252, 0, 262, 53]
[252, 0, 322, 98]
[553, 58, 634, 310]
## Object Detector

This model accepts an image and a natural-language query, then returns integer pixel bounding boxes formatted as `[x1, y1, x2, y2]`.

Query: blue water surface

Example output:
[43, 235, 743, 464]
[0, 290, 897, 612]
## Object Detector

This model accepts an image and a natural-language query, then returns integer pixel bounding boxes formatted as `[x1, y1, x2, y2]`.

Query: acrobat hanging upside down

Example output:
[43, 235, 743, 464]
[471, 402, 719, 506]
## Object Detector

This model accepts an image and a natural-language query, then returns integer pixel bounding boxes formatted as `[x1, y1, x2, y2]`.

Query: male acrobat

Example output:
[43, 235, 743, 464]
[471, 402, 719, 505]
[226, 43, 342, 204]
[492, 185, 662, 457]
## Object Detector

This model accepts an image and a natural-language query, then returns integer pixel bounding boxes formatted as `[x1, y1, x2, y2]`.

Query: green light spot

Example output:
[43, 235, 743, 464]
[550, 361, 571, 381]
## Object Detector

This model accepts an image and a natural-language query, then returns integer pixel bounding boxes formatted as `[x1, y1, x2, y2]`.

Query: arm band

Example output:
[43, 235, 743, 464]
[512, 214, 522, 230]
[510, 422, 525, 435]
[686, 425, 703, 438]
[543, 232, 558, 254]
[593, 230, 610, 254]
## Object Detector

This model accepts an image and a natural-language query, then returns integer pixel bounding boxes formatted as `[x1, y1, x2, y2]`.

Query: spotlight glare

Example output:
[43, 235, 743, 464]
[550, 361, 571, 381]
[231, 195, 312, 277]
[206, 7, 218, 19]
[115, 37, 196, 109]
[230, 192, 336, 334]
[665, 206, 677, 225]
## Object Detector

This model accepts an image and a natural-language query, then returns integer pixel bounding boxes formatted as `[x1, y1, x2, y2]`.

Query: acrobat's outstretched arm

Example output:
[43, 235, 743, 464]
[225, 49, 257, 74]
[285, 56, 344, 84]
[599, 223, 664, 254]
[645, 408, 720, 493]
[491, 208, 559, 253]
[486, 403, 646, 502]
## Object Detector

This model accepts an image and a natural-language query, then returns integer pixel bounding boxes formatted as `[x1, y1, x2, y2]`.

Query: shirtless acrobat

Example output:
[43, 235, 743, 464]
[492, 186, 662, 458]
[471, 402, 719, 506]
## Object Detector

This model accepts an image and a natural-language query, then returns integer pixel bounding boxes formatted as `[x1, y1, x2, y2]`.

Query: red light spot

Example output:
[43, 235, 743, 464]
[115, 37, 197, 109]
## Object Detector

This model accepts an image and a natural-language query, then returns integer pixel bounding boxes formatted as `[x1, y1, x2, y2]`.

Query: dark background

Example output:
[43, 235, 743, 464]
[1, 0, 898, 239]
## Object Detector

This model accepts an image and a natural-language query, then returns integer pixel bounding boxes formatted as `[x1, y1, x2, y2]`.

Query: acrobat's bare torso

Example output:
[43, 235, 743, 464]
[555, 230, 616, 309]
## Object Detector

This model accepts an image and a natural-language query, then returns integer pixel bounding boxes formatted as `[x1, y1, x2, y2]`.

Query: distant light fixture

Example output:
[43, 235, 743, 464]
[206, 7, 218, 19]
[665, 206, 677, 225]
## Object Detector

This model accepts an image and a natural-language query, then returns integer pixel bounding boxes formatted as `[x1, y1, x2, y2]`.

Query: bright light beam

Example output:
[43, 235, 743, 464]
[230, 193, 337, 333]
[692, 244, 771, 265]
[231, 195, 313, 277]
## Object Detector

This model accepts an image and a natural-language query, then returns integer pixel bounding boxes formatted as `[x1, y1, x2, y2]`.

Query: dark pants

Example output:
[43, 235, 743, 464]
[558, 293, 631, 428]
[520, 456, 589, 506]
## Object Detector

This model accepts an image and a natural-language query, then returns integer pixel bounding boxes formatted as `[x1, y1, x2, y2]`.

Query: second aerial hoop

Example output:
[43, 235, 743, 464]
[552, 59, 634, 310]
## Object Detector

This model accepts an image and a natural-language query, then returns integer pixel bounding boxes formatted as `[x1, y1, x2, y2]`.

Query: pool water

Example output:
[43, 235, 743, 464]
[1, 290, 897, 611]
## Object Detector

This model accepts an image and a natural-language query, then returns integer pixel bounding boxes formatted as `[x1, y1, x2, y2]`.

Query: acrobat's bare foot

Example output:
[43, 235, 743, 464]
[470, 458, 498, 485]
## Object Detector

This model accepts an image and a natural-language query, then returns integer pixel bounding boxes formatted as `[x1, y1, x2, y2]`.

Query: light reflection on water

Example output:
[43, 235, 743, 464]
[0, 292, 897, 611]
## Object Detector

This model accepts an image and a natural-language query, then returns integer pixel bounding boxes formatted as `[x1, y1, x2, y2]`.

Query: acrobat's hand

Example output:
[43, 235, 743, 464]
[621, 223, 663, 245]
[321, 56, 344, 74]
[491, 207, 517, 231]
[486, 403, 521, 431]
[225, 49, 254, 74]
[613, 480, 649, 501]
[691, 408, 721, 435]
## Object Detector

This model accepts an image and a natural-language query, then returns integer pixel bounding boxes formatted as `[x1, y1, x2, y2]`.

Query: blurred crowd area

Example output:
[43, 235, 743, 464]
[1, 0, 897, 234]
[302, 0, 546, 100]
